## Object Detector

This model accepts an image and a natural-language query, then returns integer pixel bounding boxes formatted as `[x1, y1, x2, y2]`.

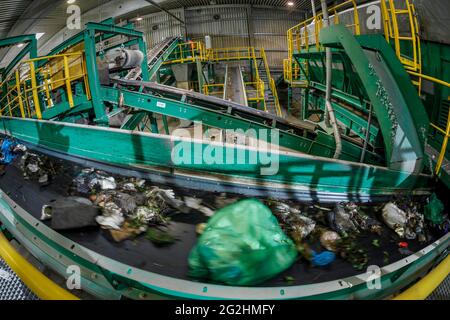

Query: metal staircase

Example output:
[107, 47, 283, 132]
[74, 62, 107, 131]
[258, 62, 276, 115]
[259, 49, 282, 116]
[125, 36, 181, 81]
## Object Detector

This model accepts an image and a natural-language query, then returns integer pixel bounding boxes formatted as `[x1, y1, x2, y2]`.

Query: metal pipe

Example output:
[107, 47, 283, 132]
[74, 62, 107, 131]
[360, 103, 373, 163]
[310, 0, 317, 17]
[321, 0, 342, 159]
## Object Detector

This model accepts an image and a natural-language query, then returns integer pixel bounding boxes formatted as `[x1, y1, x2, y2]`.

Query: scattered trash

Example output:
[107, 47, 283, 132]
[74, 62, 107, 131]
[40, 205, 52, 221]
[42, 197, 99, 230]
[188, 199, 297, 286]
[336, 235, 368, 271]
[311, 250, 336, 267]
[268, 200, 316, 245]
[20, 152, 56, 186]
[320, 230, 341, 252]
[398, 241, 408, 248]
[146, 227, 177, 245]
[73, 169, 116, 194]
[0, 138, 25, 165]
[110, 221, 147, 242]
[196, 223, 207, 235]
[328, 203, 359, 236]
[382, 202, 407, 237]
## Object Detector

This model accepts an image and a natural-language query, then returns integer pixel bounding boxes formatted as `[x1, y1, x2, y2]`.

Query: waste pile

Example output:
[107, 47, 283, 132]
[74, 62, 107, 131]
[0, 137, 26, 174]
[59, 167, 215, 243]
[10, 149, 446, 286]
[20, 151, 60, 186]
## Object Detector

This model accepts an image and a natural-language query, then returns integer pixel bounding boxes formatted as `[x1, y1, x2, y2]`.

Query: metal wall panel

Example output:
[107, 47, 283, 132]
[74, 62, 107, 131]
[134, 9, 185, 49]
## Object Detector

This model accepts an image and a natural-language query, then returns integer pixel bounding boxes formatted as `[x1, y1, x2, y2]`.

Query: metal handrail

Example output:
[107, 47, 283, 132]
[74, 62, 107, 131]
[0, 52, 88, 119]
[261, 48, 281, 116]
[0, 232, 79, 300]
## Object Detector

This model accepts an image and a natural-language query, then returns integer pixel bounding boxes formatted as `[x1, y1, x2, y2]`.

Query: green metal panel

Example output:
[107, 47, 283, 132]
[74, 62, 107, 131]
[101, 86, 382, 164]
[320, 25, 425, 174]
[0, 117, 431, 198]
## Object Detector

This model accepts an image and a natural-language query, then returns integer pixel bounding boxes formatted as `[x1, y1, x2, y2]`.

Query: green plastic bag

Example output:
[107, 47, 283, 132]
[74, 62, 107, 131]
[424, 193, 445, 225]
[188, 199, 298, 286]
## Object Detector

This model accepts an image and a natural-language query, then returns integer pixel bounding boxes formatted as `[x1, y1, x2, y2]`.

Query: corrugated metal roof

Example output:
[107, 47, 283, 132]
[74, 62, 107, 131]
[153, 0, 314, 11]
[0, 0, 33, 39]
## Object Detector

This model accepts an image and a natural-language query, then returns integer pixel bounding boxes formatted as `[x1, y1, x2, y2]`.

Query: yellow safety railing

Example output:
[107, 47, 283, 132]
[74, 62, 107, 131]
[245, 78, 266, 111]
[285, 0, 360, 85]
[381, 0, 422, 92]
[203, 83, 225, 99]
[261, 48, 282, 116]
[163, 43, 258, 65]
[417, 73, 450, 175]
[287, 0, 360, 57]
[0, 232, 79, 300]
[0, 52, 89, 120]
[207, 47, 255, 62]
[163, 41, 206, 65]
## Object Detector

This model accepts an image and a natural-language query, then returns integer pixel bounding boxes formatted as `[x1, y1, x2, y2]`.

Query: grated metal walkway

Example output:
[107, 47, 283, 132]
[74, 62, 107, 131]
[0, 257, 38, 300]
[427, 275, 450, 300]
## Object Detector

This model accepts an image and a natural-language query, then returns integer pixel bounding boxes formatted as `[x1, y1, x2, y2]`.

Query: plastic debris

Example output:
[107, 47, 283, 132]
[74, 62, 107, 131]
[0, 138, 20, 164]
[320, 230, 341, 252]
[188, 199, 297, 286]
[424, 193, 445, 225]
[40, 205, 52, 221]
[398, 241, 408, 248]
[20, 152, 55, 186]
[42, 197, 99, 230]
[73, 169, 116, 194]
[382, 202, 407, 237]
[382, 201, 426, 240]
[311, 250, 336, 267]
[268, 200, 316, 245]
[328, 203, 359, 236]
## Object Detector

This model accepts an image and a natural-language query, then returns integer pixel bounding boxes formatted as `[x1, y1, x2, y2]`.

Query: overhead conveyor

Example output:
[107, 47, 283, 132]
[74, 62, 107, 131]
[125, 36, 182, 81]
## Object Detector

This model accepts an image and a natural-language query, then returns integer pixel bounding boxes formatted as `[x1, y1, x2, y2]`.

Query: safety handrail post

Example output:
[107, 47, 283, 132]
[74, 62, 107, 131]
[28, 61, 42, 119]
[15, 70, 25, 118]
[63, 56, 74, 108]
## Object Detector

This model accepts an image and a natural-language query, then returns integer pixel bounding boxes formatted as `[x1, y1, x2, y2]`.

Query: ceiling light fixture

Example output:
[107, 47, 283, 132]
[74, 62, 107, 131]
[67, 0, 76, 4]
[17, 43, 24, 48]
[287, 1, 294, 6]
[136, 16, 143, 21]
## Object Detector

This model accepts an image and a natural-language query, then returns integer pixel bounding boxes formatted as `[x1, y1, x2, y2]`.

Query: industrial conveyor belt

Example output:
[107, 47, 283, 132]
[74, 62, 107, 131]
[0, 146, 438, 287]
[224, 64, 248, 106]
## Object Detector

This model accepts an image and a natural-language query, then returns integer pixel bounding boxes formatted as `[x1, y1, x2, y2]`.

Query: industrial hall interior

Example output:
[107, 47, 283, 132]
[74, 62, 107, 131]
[0, 0, 449, 301]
